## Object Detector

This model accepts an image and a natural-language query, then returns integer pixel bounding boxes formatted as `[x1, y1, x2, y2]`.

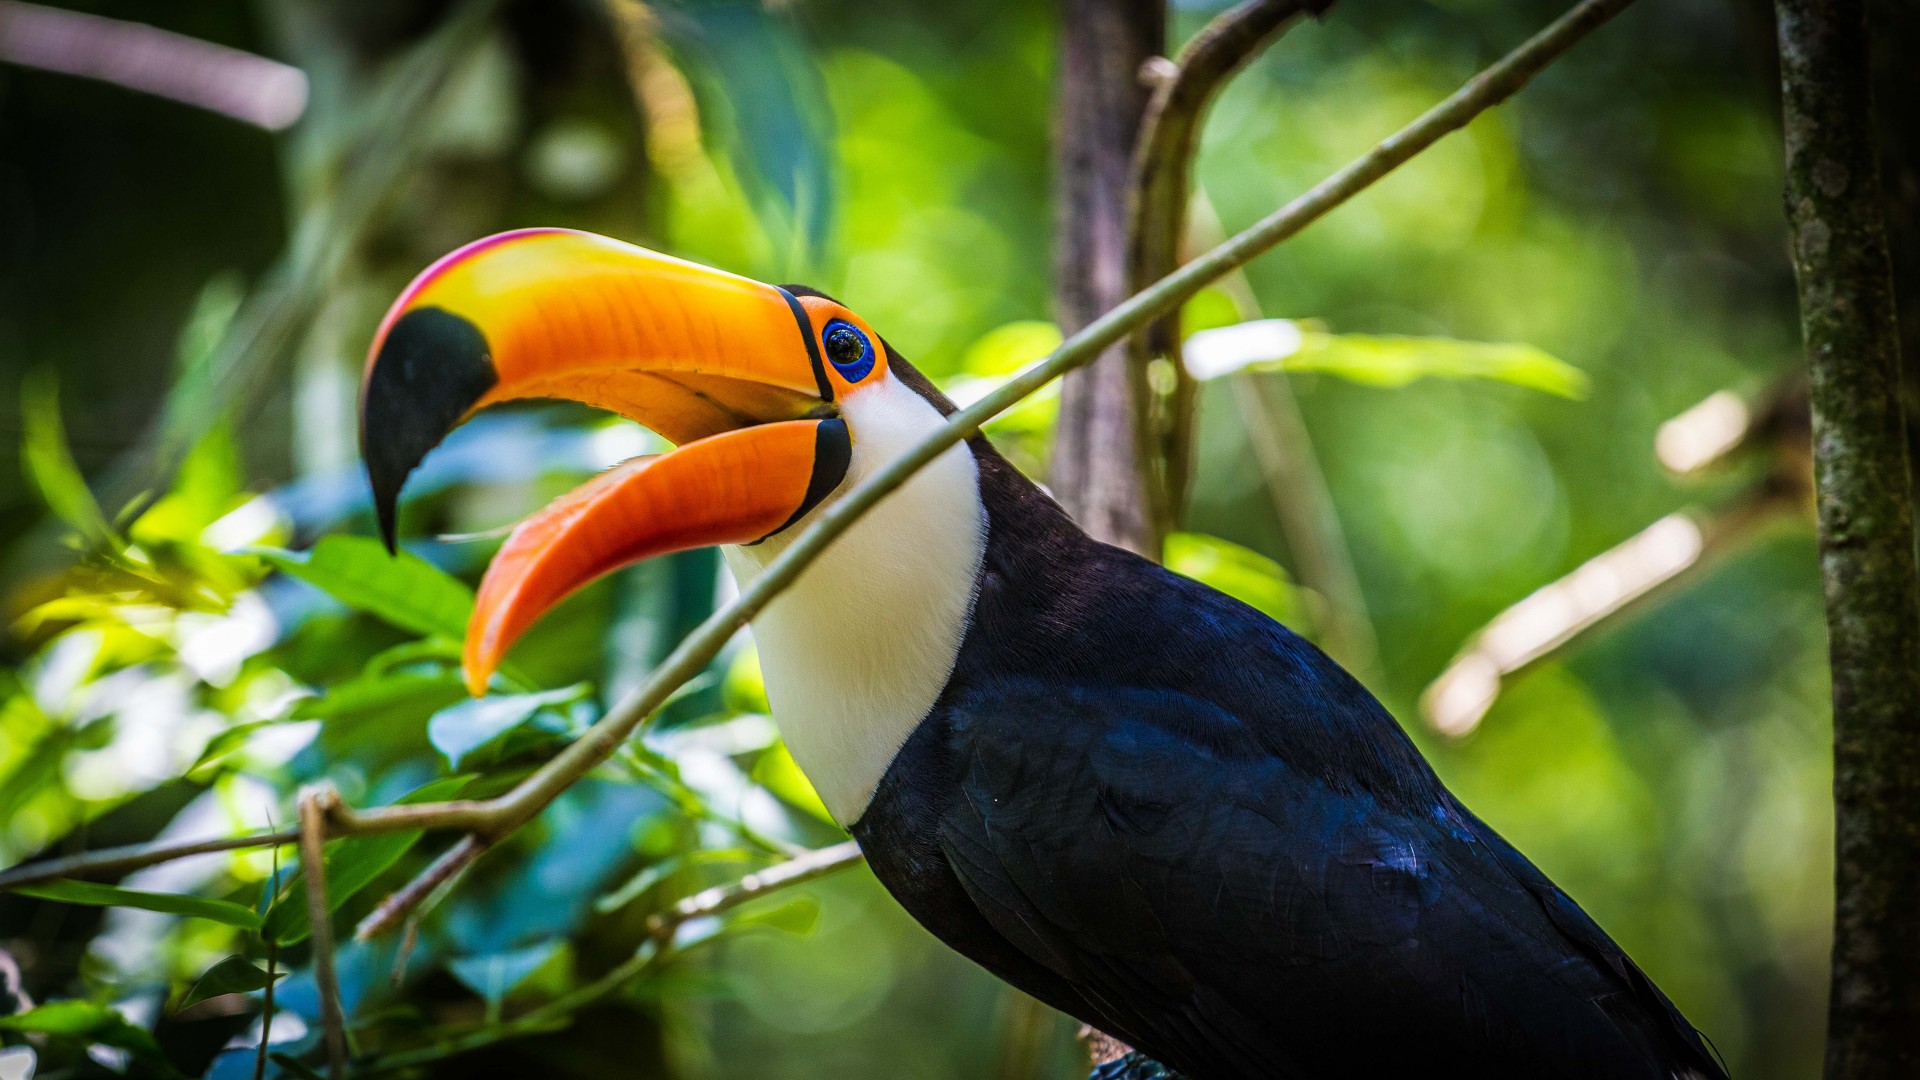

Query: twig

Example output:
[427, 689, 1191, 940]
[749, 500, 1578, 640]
[0, 1, 308, 130]
[0, 0, 1642, 916]
[644, 839, 863, 937]
[254, 940, 278, 1080]
[298, 789, 348, 1080]
[354, 834, 488, 941]
[1420, 483, 1801, 736]
[0, 829, 300, 889]
[1188, 192, 1381, 680]
[1127, 0, 1329, 540]
[1776, 0, 1920, 1073]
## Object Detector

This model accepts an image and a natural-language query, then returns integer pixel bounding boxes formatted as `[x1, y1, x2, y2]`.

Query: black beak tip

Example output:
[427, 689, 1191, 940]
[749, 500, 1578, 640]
[359, 306, 498, 557]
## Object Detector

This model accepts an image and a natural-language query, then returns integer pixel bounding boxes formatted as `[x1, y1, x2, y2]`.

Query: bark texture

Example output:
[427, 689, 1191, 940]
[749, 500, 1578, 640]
[1776, 1, 1920, 1076]
[1050, 0, 1165, 555]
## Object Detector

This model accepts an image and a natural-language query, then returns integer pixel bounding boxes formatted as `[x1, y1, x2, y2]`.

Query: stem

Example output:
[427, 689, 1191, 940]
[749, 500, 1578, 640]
[1775, 0, 1920, 1075]
[254, 940, 278, 1080]
[0, 829, 300, 890]
[299, 790, 349, 1079]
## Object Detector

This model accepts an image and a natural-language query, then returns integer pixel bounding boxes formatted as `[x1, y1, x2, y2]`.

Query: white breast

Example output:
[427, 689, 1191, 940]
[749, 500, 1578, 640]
[723, 374, 986, 825]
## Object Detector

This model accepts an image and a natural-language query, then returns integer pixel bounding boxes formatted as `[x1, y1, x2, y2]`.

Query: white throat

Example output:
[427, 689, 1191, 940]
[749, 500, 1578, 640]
[722, 374, 985, 825]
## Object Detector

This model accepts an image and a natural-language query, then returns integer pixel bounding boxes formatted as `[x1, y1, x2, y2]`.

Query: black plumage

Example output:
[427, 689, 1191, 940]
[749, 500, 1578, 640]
[851, 354, 1726, 1080]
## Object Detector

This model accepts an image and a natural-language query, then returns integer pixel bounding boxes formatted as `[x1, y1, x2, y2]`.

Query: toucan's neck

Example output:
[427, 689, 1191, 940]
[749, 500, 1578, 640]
[721, 372, 994, 824]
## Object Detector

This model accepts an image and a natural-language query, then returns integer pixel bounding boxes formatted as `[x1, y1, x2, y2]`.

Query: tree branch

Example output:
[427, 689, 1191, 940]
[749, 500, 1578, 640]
[1775, 0, 1920, 1075]
[1127, 0, 1329, 541]
[0, 0, 1644, 930]
[298, 788, 349, 1080]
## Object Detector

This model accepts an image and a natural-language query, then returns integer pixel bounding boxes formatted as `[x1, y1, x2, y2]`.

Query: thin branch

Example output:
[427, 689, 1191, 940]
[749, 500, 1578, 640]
[1127, 0, 1329, 539]
[0, 0, 1642, 916]
[354, 834, 488, 941]
[1420, 483, 1801, 736]
[254, 940, 278, 1080]
[1189, 191, 1381, 680]
[0, 829, 300, 890]
[644, 839, 863, 936]
[299, 788, 348, 1080]
[1775, 0, 1920, 1072]
[0, 1, 308, 130]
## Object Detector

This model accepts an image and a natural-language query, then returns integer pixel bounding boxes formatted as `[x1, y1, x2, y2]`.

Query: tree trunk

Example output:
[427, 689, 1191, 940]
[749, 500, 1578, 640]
[1050, 0, 1165, 556]
[1051, 3, 1167, 1074]
[1775, 1, 1920, 1077]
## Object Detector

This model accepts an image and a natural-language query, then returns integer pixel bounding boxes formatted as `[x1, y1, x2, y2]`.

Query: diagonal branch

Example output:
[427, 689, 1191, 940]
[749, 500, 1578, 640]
[0, 0, 1645, 926]
[1127, 0, 1331, 538]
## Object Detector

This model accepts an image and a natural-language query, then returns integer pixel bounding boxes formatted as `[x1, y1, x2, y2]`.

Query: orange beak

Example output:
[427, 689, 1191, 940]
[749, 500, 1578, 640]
[360, 229, 863, 695]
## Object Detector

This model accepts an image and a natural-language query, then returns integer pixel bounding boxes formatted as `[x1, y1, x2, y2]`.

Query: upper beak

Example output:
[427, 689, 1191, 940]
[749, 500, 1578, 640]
[360, 228, 851, 693]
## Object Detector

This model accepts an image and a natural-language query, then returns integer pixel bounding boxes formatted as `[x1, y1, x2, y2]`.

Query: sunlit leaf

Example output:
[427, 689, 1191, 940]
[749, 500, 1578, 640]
[752, 741, 835, 825]
[19, 370, 115, 547]
[1165, 532, 1305, 629]
[249, 536, 474, 641]
[0, 1000, 171, 1070]
[958, 320, 1061, 378]
[428, 685, 589, 769]
[263, 775, 473, 945]
[1183, 319, 1588, 398]
[731, 895, 819, 936]
[188, 720, 282, 774]
[292, 671, 467, 722]
[13, 879, 263, 930]
[181, 955, 283, 1008]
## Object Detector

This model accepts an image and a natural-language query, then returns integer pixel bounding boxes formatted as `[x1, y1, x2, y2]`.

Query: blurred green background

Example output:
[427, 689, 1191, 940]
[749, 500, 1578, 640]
[1, 0, 1911, 1077]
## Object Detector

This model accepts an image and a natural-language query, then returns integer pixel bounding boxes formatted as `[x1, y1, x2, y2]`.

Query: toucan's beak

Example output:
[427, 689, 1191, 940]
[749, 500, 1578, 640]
[360, 228, 854, 694]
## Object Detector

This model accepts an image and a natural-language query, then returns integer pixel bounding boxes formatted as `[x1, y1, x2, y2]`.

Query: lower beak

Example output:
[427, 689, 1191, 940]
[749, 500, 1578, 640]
[360, 229, 850, 693]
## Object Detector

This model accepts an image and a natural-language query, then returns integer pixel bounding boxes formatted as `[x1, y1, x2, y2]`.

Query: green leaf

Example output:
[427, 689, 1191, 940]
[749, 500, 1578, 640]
[250, 535, 474, 641]
[19, 370, 115, 547]
[263, 775, 473, 945]
[181, 955, 283, 1008]
[0, 999, 171, 1070]
[1165, 532, 1305, 629]
[14, 879, 263, 930]
[188, 720, 283, 774]
[732, 895, 820, 935]
[1287, 333, 1589, 398]
[446, 939, 564, 1006]
[293, 671, 467, 723]
[428, 685, 589, 769]
[752, 741, 835, 824]
[958, 320, 1061, 378]
[1183, 320, 1589, 399]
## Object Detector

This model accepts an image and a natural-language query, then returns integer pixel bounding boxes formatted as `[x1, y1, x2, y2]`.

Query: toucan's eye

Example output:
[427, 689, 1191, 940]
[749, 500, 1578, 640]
[822, 319, 875, 382]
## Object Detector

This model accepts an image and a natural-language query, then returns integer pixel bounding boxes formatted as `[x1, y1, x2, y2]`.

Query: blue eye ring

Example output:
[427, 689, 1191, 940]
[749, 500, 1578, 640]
[821, 319, 875, 383]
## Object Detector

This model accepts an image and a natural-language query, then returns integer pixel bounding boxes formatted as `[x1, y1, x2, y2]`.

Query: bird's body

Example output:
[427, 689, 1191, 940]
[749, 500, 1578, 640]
[361, 230, 1726, 1080]
[850, 434, 1722, 1080]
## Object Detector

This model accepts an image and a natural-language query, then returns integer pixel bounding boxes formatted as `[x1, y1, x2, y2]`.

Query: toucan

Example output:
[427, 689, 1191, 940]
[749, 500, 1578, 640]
[360, 228, 1726, 1080]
